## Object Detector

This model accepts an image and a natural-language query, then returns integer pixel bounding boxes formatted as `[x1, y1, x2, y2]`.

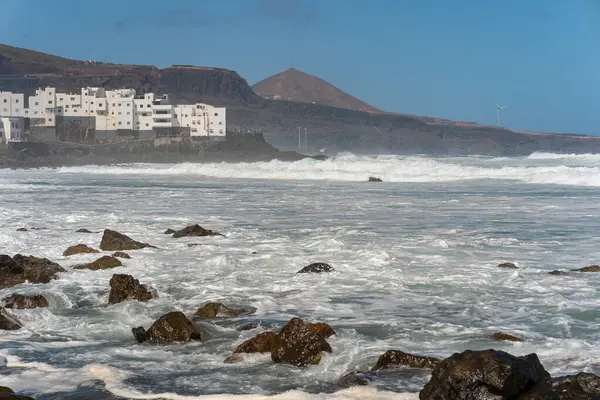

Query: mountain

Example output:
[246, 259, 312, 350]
[252, 68, 382, 114]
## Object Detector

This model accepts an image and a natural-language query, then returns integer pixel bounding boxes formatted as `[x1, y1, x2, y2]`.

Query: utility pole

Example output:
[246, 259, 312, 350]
[298, 126, 301, 149]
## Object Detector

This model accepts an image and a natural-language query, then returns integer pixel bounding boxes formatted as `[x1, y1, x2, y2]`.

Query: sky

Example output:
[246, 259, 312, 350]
[1, 0, 599, 134]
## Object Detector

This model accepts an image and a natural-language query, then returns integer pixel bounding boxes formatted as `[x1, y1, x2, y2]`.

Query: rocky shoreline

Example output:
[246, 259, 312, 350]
[2, 227, 599, 399]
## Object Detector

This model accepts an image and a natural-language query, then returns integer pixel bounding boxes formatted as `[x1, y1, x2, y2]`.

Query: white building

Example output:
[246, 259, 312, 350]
[0, 117, 24, 142]
[0, 86, 227, 141]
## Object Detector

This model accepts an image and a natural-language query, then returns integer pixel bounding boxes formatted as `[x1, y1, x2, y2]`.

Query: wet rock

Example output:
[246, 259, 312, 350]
[492, 331, 524, 342]
[3, 294, 49, 309]
[549, 270, 567, 276]
[99, 229, 155, 251]
[297, 263, 334, 274]
[0, 307, 22, 330]
[16, 228, 28, 232]
[172, 224, 223, 238]
[271, 317, 332, 367]
[572, 265, 600, 273]
[0, 389, 36, 400]
[337, 372, 372, 387]
[237, 323, 259, 331]
[498, 262, 519, 269]
[62, 244, 100, 257]
[0, 387, 14, 393]
[419, 349, 550, 400]
[132, 311, 203, 344]
[519, 372, 600, 399]
[223, 354, 245, 364]
[251, 251, 258, 255]
[112, 252, 131, 259]
[164, 229, 175, 235]
[108, 274, 153, 305]
[234, 332, 278, 354]
[372, 350, 440, 371]
[0, 254, 65, 289]
[73, 256, 123, 271]
[368, 177, 383, 182]
[306, 322, 336, 338]
[76, 228, 93, 233]
[187, 243, 201, 247]
[192, 302, 249, 321]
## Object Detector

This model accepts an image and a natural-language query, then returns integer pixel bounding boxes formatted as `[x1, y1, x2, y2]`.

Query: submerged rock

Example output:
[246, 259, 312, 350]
[498, 262, 519, 269]
[0, 386, 36, 399]
[572, 265, 600, 273]
[108, 274, 153, 305]
[112, 252, 131, 259]
[492, 331, 524, 342]
[297, 263, 334, 274]
[372, 350, 440, 371]
[549, 270, 567, 276]
[0, 307, 22, 330]
[337, 372, 372, 387]
[192, 302, 250, 321]
[132, 311, 203, 344]
[0, 254, 65, 289]
[164, 229, 175, 235]
[237, 323, 259, 331]
[172, 224, 223, 238]
[100, 229, 155, 251]
[520, 372, 600, 399]
[73, 256, 123, 271]
[271, 317, 332, 367]
[16, 228, 28, 232]
[306, 322, 336, 339]
[419, 349, 549, 400]
[76, 228, 93, 233]
[368, 177, 383, 182]
[62, 244, 100, 257]
[2, 294, 49, 309]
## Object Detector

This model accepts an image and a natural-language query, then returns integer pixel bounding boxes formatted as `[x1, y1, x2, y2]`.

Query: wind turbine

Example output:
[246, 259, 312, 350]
[494, 101, 507, 127]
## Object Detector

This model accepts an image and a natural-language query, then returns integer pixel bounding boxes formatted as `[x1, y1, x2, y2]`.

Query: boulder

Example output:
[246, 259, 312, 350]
[372, 350, 440, 371]
[3, 294, 49, 309]
[172, 224, 223, 238]
[237, 323, 259, 331]
[192, 302, 249, 321]
[16, 228, 28, 232]
[132, 311, 203, 343]
[492, 332, 524, 342]
[0, 307, 22, 330]
[76, 228, 93, 233]
[498, 262, 519, 269]
[1, 254, 65, 289]
[368, 177, 383, 182]
[549, 270, 567, 276]
[519, 372, 600, 399]
[73, 256, 122, 271]
[419, 349, 550, 400]
[108, 274, 153, 305]
[164, 229, 175, 235]
[233, 332, 278, 354]
[0, 387, 36, 400]
[0, 387, 13, 393]
[112, 252, 131, 259]
[62, 244, 100, 257]
[297, 263, 334, 274]
[572, 265, 600, 273]
[271, 317, 332, 367]
[337, 372, 372, 387]
[306, 322, 336, 339]
[99, 229, 155, 251]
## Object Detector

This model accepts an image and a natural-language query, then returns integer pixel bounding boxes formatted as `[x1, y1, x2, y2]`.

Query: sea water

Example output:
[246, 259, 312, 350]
[0, 153, 599, 399]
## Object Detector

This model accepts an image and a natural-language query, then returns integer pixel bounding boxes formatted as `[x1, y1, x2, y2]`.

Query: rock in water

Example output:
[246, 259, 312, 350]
[271, 317, 332, 367]
[372, 350, 440, 371]
[419, 349, 549, 400]
[306, 322, 336, 338]
[76, 228, 93, 233]
[132, 311, 203, 343]
[492, 331, 524, 342]
[172, 224, 223, 238]
[112, 252, 131, 259]
[99, 229, 155, 251]
[73, 256, 123, 271]
[3, 294, 49, 309]
[549, 270, 567, 275]
[0, 254, 65, 289]
[368, 177, 383, 182]
[0, 387, 36, 399]
[192, 302, 249, 320]
[16, 228, 28, 232]
[520, 372, 600, 399]
[498, 262, 519, 269]
[62, 244, 100, 256]
[108, 274, 153, 305]
[572, 265, 600, 272]
[0, 307, 23, 330]
[297, 263, 334, 274]
[164, 229, 175, 235]
[234, 332, 278, 354]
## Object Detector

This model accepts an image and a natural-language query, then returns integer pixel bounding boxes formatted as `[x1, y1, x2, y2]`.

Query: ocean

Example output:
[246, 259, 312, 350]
[1, 152, 599, 399]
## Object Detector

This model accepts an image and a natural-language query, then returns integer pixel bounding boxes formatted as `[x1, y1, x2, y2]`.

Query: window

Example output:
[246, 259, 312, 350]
[15, 99, 19, 103]
[127, 122, 130, 125]
[48, 100, 53, 104]
[112, 103, 116, 107]
[219, 122, 223, 125]
[35, 102, 39, 106]
[2, 99, 6, 103]
[113, 123, 116, 127]
[214, 112, 218, 116]
[185, 114, 188, 117]
[59, 98, 63, 101]
[2, 108, 6, 112]
[91, 101, 94, 105]
[71, 97, 75, 101]
[118, 122, 122, 125]
[145, 123, 149, 127]
[118, 112, 122, 115]
[139, 104, 143, 108]
[74, 109, 77, 113]
[111, 111, 114, 115]
[48, 118, 52, 122]
[34, 111, 38, 115]
[127, 112, 130, 115]
[127, 103, 130, 106]
[65, 105, 69, 108]
[25, 110, 29, 114]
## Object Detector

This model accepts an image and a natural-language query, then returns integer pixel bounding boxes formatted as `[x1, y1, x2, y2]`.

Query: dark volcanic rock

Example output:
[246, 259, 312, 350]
[368, 177, 383, 182]
[519, 372, 600, 400]
[492, 331, 524, 342]
[172, 224, 223, 238]
[498, 262, 519, 269]
[0, 386, 36, 399]
[3, 294, 49, 309]
[234, 332, 278, 354]
[108, 274, 153, 305]
[164, 229, 175, 235]
[62, 244, 100, 256]
[572, 265, 600, 273]
[112, 252, 131, 259]
[373, 350, 440, 371]
[297, 263, 334, 274]
[337, 372, 372, 387]
[306, 322, 336, 339]
[16, 228, 28, 232]
[132, 311, 202, 344]
[271, 317, 332, 367]
[419, 349, 550, 400]
[549, 270, 567, 276]
[237, 323, 259, 331]
[192, 302, 249, 321]
[73, 256, 122, 271]
[0, 307, 22, 330]
[76, 228, 93, 233]
[100, 229, 155, 251]
[0, 254, 65, 289]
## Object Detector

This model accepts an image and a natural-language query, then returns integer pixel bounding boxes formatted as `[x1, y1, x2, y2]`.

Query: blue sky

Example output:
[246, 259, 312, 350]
[1, 0, 599, 134]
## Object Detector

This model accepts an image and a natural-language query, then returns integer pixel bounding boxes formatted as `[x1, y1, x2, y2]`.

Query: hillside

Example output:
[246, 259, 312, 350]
[2, 43, 600, 156]
[252, 68, 382, 114]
